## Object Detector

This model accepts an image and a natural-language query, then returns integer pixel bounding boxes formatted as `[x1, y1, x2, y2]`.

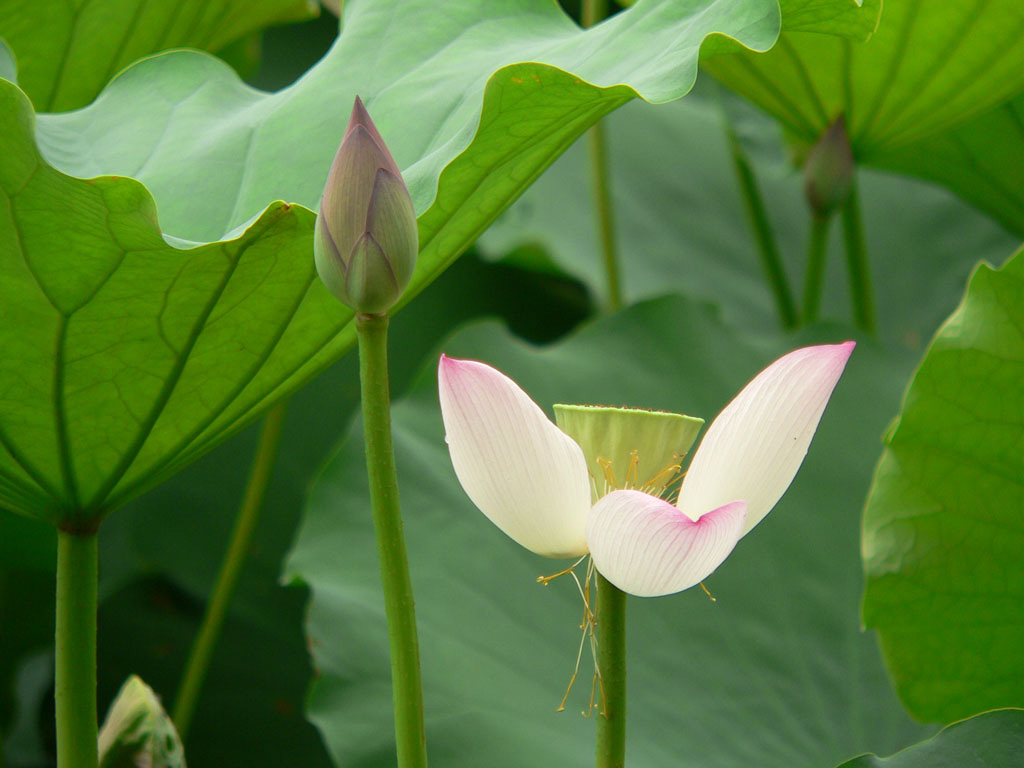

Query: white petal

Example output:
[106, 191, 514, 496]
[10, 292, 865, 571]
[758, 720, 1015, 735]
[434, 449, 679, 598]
[437, 355, 591, 557]
[677, 342, 855, 534]
[587, 490, 746, 597]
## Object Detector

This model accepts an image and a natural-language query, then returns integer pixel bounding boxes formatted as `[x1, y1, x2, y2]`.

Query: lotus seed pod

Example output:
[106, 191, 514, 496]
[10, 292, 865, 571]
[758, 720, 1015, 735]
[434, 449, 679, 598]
[554, 404, 704, 501]
[314, 96, 418, 314]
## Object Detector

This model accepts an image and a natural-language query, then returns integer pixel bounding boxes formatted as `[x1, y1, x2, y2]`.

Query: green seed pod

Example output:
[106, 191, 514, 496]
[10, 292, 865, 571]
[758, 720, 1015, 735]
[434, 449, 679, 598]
[553, 404, 704, 501]
[315, 96, 418, 314]
[98, 676, 186, 768]
[803, 115, 854, 219]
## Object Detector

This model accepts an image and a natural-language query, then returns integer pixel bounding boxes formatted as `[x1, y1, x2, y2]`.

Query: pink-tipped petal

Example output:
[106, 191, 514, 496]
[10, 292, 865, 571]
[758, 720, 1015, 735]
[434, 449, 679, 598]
[438, 356, 591, 558]
[677, 342, 855, 535]
[587, 490, 746, 597]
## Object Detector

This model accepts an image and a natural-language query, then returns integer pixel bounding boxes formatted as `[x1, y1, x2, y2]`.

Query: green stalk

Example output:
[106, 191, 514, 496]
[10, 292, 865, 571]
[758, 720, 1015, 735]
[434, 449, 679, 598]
[582, 0, 622, 311]
[840, 178, 876, 333]
[595, 574, 627, 768]
[55, 529, 98, 768]
[725, 123, 798, 330]
[356, 312, 427, 768]
[172, 400, 288, 741]
[801, 215, 831, 324]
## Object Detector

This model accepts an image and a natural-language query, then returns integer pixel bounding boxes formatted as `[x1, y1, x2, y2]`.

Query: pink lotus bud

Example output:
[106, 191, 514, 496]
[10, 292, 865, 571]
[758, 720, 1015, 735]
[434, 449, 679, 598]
[314, 97, 418, 314]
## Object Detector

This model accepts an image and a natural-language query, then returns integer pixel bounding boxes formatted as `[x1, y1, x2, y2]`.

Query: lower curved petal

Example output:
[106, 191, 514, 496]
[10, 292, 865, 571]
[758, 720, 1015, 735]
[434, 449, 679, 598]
[438, 355, 591, 558]
[587, 490, 747, 597]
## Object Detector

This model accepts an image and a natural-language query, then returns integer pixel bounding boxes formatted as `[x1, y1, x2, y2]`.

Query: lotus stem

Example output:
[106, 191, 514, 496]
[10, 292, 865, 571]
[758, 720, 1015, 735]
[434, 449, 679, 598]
[55, 529, 99, 768]
[356, 311, 428, 768]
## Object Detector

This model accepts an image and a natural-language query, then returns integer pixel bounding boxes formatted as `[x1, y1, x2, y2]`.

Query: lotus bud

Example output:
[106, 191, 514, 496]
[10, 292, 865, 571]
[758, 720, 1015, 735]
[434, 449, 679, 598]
[315, 96, 418, 314]
[803, 115, 854, 219]
[98, 676, 185, 768]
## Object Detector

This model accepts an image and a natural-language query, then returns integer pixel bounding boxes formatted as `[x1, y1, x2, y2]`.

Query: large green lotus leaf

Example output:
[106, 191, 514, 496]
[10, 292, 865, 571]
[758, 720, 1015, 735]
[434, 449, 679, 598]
[836, 710, 1024, 768]
[0, 0, 806, 525]
[286, 295, 930, 767]
[703, 0, 1024, 157]
[478, 96, 1021, 343]
[862, 247, 1024, 723]
[870, 94, 1024, 236]
[0, 0, 318, 112]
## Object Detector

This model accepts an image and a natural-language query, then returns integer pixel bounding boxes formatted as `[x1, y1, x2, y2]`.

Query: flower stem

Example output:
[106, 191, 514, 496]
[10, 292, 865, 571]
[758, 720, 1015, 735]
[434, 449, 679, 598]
[725, 122, 798, 330]
[582, 0, 622, 311]
[595, 573, 626, 768]
[840, 177, 876, 333]
[801, 215, 831, 324]
[356, 312, 427, 768]
[55, 528, 98, 768]
[172, 400, 288, 741]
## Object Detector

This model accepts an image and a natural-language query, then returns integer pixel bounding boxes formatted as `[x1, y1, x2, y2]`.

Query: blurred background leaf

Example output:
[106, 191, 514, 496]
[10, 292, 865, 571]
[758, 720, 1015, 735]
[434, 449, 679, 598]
[862, 247, 1024, 723]
[834, 709, 1024, 768]
[286, 297, 934, 768]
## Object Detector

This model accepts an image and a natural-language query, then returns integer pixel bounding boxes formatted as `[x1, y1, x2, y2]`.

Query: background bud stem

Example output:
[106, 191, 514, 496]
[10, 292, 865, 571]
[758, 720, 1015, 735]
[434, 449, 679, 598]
[801, 214, 832, 325]
[582, 0, 622, 312]
[841, 179, 876, 334]
[356, 312, 428, 768]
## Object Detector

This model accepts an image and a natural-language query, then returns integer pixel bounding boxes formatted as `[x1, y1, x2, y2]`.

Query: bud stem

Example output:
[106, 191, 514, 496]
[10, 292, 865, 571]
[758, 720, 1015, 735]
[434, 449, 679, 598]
[840, 178, 876, 334]
[55, 528, 99, 768]
[595, 573, 627, 768]
[802, 214, 832, 324]
[726, 121, 798, 330]
[356, 312, 428, 768]
[172, 400, 288, 741]
[583, 0, 622, 312]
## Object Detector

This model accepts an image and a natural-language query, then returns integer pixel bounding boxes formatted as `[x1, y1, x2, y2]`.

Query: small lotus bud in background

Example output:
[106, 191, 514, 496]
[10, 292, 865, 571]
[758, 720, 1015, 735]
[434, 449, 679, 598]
[314, 96, 418, 315]
[98, 676, 185, 768]
[803, 115, 854, 219]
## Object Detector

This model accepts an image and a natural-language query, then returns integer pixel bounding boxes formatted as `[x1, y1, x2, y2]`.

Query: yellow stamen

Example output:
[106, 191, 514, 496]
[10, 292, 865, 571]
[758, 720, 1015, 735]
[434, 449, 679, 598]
[537, 554, 588, 586]
[699, 581, 717, 602]
[597, 456, 617, 496]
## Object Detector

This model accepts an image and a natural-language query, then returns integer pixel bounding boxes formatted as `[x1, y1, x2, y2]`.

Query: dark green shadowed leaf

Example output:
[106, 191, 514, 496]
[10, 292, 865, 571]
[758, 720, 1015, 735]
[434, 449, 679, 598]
[286, 296, 929, 767]
[862, 247, 1024, 723]
[0, 0, 318, 112]
[835, 710, 1024, 768]
[870, 93, 1024, 236]
[704, 0, 1024, 154]
[703, 0, 1024, 229]
[0, 0, 809, 524]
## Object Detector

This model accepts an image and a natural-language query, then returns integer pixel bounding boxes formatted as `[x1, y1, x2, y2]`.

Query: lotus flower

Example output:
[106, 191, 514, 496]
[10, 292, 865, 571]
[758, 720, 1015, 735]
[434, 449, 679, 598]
[437, 342, 854, 597]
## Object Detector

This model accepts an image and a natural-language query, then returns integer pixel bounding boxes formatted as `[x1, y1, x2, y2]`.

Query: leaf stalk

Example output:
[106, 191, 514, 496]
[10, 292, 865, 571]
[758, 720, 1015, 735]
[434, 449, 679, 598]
[55, 529, 98, 768]
[172, 400, 289, 741]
